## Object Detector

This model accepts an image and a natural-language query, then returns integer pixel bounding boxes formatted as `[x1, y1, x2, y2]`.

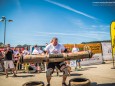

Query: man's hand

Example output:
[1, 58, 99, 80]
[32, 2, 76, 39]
[4, 48, 9, 55]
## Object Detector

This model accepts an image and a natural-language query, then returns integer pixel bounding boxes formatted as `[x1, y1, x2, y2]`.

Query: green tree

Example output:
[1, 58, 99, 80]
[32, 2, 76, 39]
[0, 42, 4, 47]
[16, 45, 23, 47]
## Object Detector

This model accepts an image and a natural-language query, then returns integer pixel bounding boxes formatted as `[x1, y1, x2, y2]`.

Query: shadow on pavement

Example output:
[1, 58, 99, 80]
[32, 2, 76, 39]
[0, 72, 5, 76]
[91, 82, 115, 86]
[76, 67, 97, 71]
[0, 72, 13, 76]
[98, 83, 115, 86]
[11, 75, 35, 78]
[70, 73, 83, 76]
[58, 73, 83, 77]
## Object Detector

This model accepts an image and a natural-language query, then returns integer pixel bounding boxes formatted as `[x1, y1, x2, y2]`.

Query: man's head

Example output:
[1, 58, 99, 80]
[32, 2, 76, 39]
[6, 44, 10, 50]
[14, 47, 17, 51]
[25, 47, 28, 50]
[51, 37, 58, 46]
[6, 44, 10, 48]
[74, 44, 76, 48]
[46, 43, 48, 46]
[74, 44, 78, 48]
[34, 45, 37, 47]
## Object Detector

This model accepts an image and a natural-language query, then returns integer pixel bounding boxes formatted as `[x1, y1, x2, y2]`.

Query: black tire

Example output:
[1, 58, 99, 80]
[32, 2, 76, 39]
[69, 78, 90, 86]
[22, 81, 44, 86]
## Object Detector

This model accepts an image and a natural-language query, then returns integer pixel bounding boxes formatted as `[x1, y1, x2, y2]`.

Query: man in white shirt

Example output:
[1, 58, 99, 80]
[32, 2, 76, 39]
[44, 37, 68, 86]
[22, 47, 30, 72]
[22, 47, 30, 56]
[13, 47, 19, 62]
[32, 45, 43, 55]
[72, 45, 79, 53]
[72, 44, 81, 70]
[32, 45, 43, 72]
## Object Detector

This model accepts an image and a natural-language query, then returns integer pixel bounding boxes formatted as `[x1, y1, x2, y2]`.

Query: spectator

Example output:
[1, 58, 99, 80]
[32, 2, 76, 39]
[0, 50, 4, 71]
[32, 45, 43, 55]
[22, 47, 30, 56]
[46, 43, 48, 46]
[32, 45, 43, 72]
[13, 47, 19, 71]
[3, 44, 17, 78]
[72, 44, 81, 70]
[15, 48, 23, 73]
[0, 50, 3, 59]
[22, 47, 30, 73]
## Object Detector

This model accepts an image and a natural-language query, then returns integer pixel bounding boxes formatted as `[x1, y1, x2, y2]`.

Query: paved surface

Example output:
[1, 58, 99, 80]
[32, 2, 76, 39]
[0, 61, 115, 86]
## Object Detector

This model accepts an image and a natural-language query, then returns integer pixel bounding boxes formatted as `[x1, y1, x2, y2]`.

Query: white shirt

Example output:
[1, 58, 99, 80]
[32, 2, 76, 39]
[44, 43, 65, 54]
[13, 50, 19, 56]
[22, 50, 30, 56]
[72, 47, 79, 53]
[32, 48, 43, 54]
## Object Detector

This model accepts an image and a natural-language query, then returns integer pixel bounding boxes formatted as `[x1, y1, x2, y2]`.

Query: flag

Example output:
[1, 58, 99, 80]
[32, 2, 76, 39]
[110, 21, 115, 61]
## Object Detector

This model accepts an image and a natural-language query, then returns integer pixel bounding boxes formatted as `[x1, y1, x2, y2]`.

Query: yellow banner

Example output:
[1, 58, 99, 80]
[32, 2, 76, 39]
[110, 21, 115, 58]
[64, 43, 102, 54]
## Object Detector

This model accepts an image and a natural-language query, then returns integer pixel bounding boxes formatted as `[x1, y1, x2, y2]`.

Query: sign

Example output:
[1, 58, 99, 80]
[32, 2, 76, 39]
[70, 60, 76, 67]
[80, 53, 103, 66]
[64, 43, 102, 54]
[87, 43, 102, 54]
[101, 42, 112, 60]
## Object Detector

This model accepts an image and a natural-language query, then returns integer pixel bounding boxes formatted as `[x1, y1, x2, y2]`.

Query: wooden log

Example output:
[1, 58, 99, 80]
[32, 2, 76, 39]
[48, 54, 65, 62]
[20, 55, 46, 63]
[20, 51, 92, 63]
[65, 51, 91, 60]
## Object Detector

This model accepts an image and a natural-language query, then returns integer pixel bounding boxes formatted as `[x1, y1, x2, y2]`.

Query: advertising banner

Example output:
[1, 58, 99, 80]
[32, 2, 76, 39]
[110, 21, 115, 67]
[101, 42, 112, 60]
[64, 43, 102, 54]
[70, 60, 76, 67]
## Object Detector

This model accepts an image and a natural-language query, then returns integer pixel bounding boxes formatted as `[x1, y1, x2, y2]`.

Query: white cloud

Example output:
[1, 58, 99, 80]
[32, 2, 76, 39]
[91, 25, 109, 28]
[35, 31, 109, 40]
[91, 25, 97, 28]
[69, 18, 110, 32]
[89, 31, 109, 35]
[9, 30, 110, 45]
[69, 19, 89, 30]
[14, 0, 22, 11]
[45, 0, 97, 20]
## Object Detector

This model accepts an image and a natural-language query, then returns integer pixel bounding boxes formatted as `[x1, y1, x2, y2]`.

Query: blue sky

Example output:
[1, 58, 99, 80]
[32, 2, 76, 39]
[0, 0, 115, 46]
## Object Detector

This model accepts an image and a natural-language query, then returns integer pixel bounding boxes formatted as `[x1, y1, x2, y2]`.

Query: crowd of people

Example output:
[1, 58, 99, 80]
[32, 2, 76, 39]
[0, 37, 86, 86]
[0, 44, 45, 76]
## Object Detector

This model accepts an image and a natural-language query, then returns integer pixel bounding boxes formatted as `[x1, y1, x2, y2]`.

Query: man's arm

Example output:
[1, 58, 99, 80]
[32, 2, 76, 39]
[72, 48, 74, 53]
[12, 50, 15, 61]
[0, 52, 3, 59]
[61, 45, 65, 53]
[78, 48, 80, 52]
[3, 48, 8, 58]
[4, 49, 8, 54]
[44, 44, 50, 55]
